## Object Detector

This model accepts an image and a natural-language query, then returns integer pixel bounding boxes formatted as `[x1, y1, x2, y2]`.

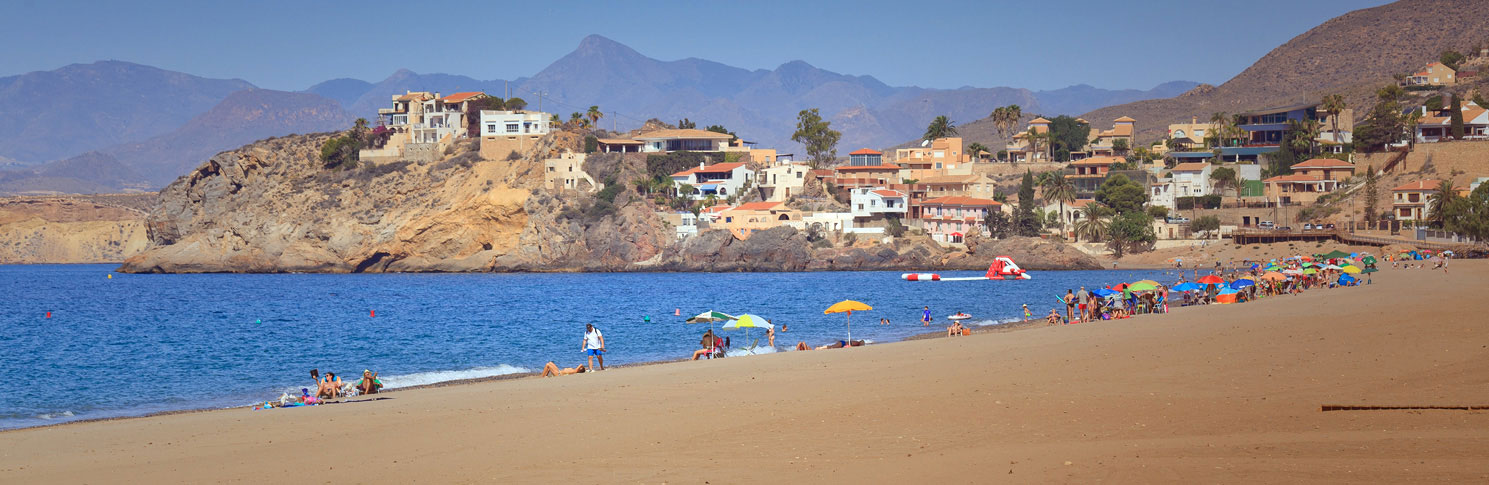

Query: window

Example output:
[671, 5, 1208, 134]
[1174, 129, 1186, 137]
[547, 167, 555, 172]
[486, 124, 496, 134]
[796, 172, 803, 179]
[506, 123, 519, 133]
[1194, 129, 1205, 137]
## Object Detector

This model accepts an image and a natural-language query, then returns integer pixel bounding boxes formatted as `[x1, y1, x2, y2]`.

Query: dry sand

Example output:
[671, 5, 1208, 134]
[3, 263, 1488, 483]
[1116, 240, 1386, 269]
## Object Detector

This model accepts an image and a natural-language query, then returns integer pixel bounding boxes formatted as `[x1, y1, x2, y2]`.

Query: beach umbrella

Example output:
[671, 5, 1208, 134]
[1197, 275, 1224, 284]
[1362, 255, 1377, 265]
[1133, 279, 1160, 287]
[687, 310, 737, 335]
[1172, 282, 1203, 292]
[1361, 267, 1378, 274]
[1259, 271, 1287, 282]
[1302, 268, 1318, 275]
[1282, 268, 1304, 276]
[824, 300, 872, 343]
[1340, 265, 1362, 274]
[1322, 264, 1343, 270]
[1091, 288, 1119, 297]
[1322, 250, 1350, 259]
[1230, 279, 1254, 289]
[1127, 281, 1159, 292]
[722, 314, 773, 346]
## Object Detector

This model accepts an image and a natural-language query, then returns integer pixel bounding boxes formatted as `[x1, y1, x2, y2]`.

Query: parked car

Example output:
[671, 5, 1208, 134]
[1258, 221, 1276, 230]
[1278, 226, 1293, 231]
[1167, 216, 1190, 224]
[1324, 223, 1336, 230]
[1303, 223, 1314, 230]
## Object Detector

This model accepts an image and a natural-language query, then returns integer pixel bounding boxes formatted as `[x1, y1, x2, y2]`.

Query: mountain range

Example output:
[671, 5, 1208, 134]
[0, 36, 1197, 194]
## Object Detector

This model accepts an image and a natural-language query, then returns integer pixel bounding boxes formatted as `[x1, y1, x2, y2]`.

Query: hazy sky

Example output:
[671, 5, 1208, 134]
[1, 0, 1391, 92]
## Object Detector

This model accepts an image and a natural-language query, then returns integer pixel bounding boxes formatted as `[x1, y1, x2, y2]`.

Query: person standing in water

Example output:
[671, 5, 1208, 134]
[582, 323, 606, 371]
[921, 306, 932, 326]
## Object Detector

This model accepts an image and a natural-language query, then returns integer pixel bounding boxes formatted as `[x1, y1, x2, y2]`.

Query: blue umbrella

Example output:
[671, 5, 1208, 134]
[1172, 282, 1203, 292]
[1091, 288, 1119, 297]
[1217, 287, 1239, 295]
[1230, 279, 1255, 289]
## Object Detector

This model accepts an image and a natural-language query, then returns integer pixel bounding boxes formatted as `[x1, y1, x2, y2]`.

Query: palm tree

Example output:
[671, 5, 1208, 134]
[587, 105, 604, 126]
[967, 142, 989, 161]
[569, 112, 583, 129]
[1426, 178, 1457, 228]
[1024, 127, 1045, 163]
[1207, 112, 1229, 148]
[924, 115, 957, 141]
[1321, 94, 1346, 144]
[1073, 203, 1108, 243]
[1040, 171, 1077, 238]
[550, 114, 561, 124]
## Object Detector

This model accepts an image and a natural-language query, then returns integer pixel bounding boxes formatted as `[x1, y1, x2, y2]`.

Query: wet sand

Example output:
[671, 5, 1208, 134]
[3, 262, 1487, 482]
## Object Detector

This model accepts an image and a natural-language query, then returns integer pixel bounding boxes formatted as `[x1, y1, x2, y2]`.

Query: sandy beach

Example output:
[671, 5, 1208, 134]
[3, 262, 1488, 483]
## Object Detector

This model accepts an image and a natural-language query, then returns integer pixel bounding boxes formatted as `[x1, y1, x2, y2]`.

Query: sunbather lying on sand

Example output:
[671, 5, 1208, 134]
[541, 362, 587, 377]
[815, 340, 865, 350]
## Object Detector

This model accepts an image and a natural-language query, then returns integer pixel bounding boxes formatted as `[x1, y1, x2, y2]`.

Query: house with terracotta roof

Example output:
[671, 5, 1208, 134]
[378, 91, 436, 128]
[1406, 62, 1456, 86]
[698, 204, 733, 224]
[719, 201, 801, 240]
[636, 129, 734, 153]
[917, 196, 1001, 243]
[1169, 162, 1214, 198]
[1148, 178, 1176, 210]
[1414, 99, 1488, 142]
[1291, 158, 1355, 181]
[1070, 156, 1122, 179]
[1264, 174, 1339, 206]
[1005, 117, 1051, 163]
[1392, 180, 1440, 221]
[671, 162, 754, 200]
[1076, 117, 1135, 159]
[894, 137, 968, 168]
[832, 163, 902, 190]
[850, 187, 908, 218]
[847, 148, 884, 166]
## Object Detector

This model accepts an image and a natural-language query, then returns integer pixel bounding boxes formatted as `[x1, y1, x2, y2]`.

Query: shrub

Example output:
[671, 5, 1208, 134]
[320, 135, 361, 169]
[506, 150, 524, 161]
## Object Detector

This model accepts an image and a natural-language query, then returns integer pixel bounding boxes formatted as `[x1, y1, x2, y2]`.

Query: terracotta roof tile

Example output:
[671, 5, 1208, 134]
[871, 189, 905, 198]
[440, 92, 486, 103]
[729, 201, 784, 211]
[635, 129, 734, 140]
[1393, 180, 1441, 191]
[1171, 162, 1211, 172]
[849, 148, 882, 156]
[1263, 174, 1324, 183]
[1291, 158, 1354, 169]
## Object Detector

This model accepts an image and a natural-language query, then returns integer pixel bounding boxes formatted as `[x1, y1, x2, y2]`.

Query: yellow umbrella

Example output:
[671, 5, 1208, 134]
[824, 300, 873, 343]
[1133, 280, 1160, 287]
[1340, 265, 1362, 274]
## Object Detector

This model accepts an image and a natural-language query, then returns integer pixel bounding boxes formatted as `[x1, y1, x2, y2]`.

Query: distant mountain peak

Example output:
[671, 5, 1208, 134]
[574, 34, 641, 58]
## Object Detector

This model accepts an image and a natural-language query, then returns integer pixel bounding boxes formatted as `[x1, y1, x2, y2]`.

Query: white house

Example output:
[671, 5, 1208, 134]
[850, 188, 908, 218]
[1149, 179, 1176, 210]
[480, 110, 551, 137]
[636, 129, 734, 153]
[757, 162, 812, 202]
[1169, 162, 1214, 198]
[544, 151, 599, 192]
[670, 162, 754, 200]
[412, 92, 487, 144]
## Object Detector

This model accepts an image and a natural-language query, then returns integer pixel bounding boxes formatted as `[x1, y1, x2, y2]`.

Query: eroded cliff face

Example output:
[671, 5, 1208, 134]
[120, 132, 1100, 273]
[120, 135, 534, 273]
[0, 195, 152, 263]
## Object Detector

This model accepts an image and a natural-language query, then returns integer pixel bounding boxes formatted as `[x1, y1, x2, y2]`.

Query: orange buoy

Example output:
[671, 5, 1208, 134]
[46, 311, 51, 318]
[370, 310, 376, 317]
[674, 308, 680, 316]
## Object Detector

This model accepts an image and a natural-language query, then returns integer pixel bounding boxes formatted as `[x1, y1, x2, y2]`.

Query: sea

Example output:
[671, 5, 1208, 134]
[1, 263, 1181, 430]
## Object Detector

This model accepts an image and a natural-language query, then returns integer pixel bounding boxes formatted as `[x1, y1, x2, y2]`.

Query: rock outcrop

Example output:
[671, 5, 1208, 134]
[119, 132, 1101, 273]
[0, 195, 152, 263]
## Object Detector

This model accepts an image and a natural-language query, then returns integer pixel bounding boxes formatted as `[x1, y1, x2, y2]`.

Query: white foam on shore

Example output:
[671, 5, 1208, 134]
[35, 410, 75, 420]
[724, 345, 779, 357]
[378, 365, 531, 389]
[971, 317, 1023, 327]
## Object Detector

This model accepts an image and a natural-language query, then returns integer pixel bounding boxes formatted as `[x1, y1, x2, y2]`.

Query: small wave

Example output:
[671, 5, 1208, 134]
[378, 365, 530, 389]
[971, 317, 1024, 327]
[36, 410, 75, 420]
[724, 345, 778, 357]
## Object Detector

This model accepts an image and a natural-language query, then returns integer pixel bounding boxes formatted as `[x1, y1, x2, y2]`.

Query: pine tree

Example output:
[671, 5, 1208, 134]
[1363, 165, 1379, 227]
[1450, 95, 1465, 140]
[1017, 170, 1040, 236]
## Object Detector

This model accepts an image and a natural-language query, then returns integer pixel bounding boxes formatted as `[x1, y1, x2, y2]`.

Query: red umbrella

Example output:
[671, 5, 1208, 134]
[1197, 275, 1224, 284]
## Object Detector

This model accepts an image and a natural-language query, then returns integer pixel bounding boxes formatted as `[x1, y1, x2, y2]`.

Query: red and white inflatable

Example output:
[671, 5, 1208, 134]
[900, 256, 1032, 281]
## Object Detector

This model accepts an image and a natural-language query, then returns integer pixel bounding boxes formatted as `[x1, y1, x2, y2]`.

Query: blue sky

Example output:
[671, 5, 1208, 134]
[1, 0, 1390, 91]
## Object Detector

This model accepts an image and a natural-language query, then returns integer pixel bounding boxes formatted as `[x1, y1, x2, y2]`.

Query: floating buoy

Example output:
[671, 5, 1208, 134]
[255, 319, 262, 324]
[643, 315, 651, 322]
[674, 308, 681, 316]
[370, 310, 376, 317]
[107, 274, 112, 279]
[46, 311, 51, 319]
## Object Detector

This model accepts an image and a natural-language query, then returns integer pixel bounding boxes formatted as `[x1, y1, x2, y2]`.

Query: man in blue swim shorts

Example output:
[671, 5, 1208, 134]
[582, 323, 606, 371]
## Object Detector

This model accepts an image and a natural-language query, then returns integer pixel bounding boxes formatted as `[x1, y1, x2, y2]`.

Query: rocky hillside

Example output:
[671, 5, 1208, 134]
[941, 0, 1489, 148]
[0, 194, 153, 263]
[119, 132, 1099, 273]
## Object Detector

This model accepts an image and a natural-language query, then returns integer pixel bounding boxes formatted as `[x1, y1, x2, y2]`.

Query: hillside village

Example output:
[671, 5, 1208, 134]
[321, 42, 1489, 266]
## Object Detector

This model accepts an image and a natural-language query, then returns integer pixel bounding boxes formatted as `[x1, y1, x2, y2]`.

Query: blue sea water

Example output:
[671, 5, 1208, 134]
[1, 264, 1180, 430]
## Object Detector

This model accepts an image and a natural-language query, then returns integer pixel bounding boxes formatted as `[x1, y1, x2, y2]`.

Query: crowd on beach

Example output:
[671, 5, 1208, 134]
[254, 248, 1449, 410]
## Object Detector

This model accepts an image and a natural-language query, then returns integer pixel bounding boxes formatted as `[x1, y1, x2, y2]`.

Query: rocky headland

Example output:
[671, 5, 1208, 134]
[118, 131, 1099, 273]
